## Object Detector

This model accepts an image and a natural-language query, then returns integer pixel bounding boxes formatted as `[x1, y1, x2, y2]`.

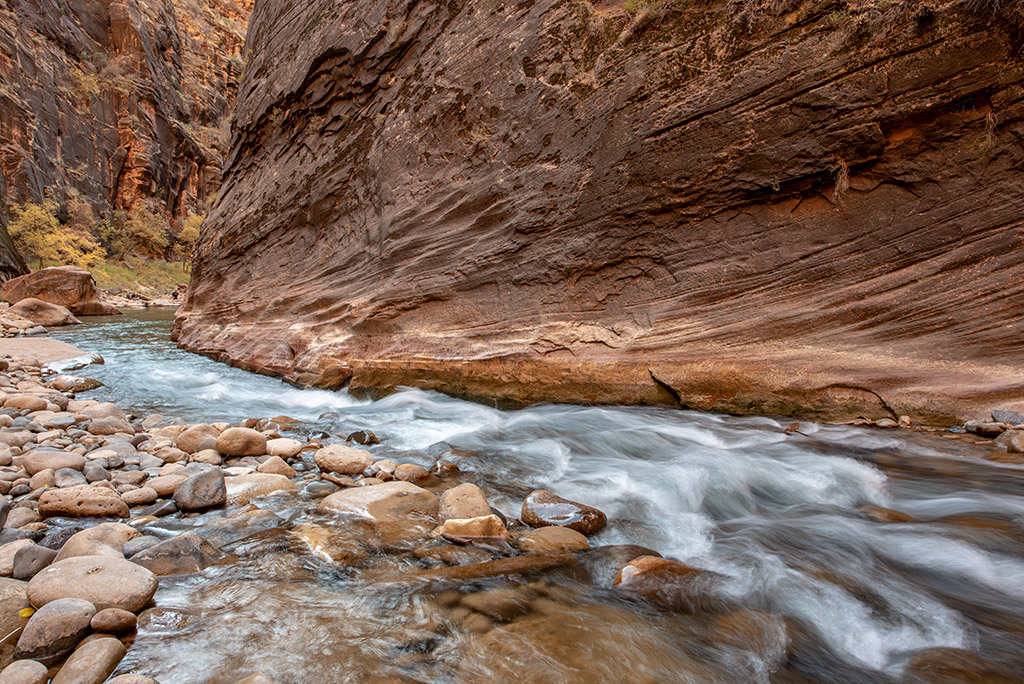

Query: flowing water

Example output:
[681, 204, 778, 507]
[49, 310, 1024, 683]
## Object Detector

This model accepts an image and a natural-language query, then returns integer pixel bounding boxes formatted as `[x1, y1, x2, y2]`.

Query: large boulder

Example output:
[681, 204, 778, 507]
[27, 555, 158, 612]
[8, 298, 79, 327]
[2, 267, 120, 315]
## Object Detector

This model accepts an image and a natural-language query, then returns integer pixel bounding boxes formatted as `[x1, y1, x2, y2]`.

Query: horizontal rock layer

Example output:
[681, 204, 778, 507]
[176, 0, 1024, 423]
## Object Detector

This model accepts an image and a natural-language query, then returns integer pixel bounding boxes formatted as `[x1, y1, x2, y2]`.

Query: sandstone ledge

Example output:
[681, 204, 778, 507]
[173, 322, 1023, 424]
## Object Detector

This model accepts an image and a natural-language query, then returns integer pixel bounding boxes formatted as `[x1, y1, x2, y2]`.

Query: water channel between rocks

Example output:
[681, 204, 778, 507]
[48, 309, 1024, 683]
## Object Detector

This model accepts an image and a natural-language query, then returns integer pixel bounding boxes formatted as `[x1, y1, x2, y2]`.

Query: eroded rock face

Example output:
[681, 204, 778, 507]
[175, 0, 1024, 423]
[0, 0, 251, 229]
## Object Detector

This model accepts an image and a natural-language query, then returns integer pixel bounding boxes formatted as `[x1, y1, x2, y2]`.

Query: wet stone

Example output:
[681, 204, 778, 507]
[28, 555, 158, 613]
[0, 659, 49, 684]
[172, 468, 226, 511]
[12, 545, 57, 580]
[122, 535, 161, 558]
[521, 490, 607, 535]
[13, 597, 96, 663]
[130, 532, 220, 576]
[50, 637, 125, 684]
[90, 608, 136, 633]
[518, 526, 590, 554]
[215, 427, 267, 457]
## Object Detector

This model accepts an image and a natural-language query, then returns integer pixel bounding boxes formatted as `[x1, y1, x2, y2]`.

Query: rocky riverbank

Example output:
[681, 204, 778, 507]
[0, 343, 1020, 682]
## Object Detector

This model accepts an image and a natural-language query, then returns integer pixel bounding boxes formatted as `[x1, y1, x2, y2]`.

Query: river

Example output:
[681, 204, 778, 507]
[48, 309, 1024, 683]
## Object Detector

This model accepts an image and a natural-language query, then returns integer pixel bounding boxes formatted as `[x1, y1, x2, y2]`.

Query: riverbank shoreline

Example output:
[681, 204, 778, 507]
[0, 326, 1022, 681]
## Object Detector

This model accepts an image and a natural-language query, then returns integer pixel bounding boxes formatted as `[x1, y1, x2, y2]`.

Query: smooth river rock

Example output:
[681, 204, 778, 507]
[314, 444, 373, 476]
[130, 533, 220, 575]
[173, 469, 227, 511]
[224, 473, 298, 505]
[38, 486, 129, 519]
[215, 427, 267, 456]
[27, 555, 158, 612]
[51, 636, 126, 684]
[20, 451, 86, 476]
[518, 526, 590, 554]
[521, 490, 607, 535]
[0, 660, 49, 684]
[13, 597, 96, 663]
[319, 481, 439, 549]
[438, 483, 491, 522]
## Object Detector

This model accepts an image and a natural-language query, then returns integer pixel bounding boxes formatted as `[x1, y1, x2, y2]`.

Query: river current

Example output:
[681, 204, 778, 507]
[48, 310, 1024, 683]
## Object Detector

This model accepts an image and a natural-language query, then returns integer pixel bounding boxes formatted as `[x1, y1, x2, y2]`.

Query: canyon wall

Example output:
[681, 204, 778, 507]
[176, 0, 1024, 423]
[0, 0, 251, 253]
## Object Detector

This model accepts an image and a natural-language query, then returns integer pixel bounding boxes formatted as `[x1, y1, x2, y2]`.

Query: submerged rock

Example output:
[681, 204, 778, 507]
[318, 481, 439, 550]
[173, 468, 227, 511]
[130, 533, 221, 576]
[518, 526, 589, 554]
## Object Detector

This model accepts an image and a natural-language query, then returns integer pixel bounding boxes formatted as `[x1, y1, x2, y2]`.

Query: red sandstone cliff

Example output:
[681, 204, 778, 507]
[0, 0, 251, 249]
[176, 0, 1024, 423]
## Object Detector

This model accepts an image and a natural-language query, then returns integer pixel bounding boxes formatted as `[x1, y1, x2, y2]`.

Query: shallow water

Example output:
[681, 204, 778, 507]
[51, 310, 1024, 682]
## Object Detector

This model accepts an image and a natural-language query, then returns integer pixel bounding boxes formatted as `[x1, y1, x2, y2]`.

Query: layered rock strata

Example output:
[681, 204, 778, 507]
[0, 0, 251, 225]
[177, 0, 1024, 423]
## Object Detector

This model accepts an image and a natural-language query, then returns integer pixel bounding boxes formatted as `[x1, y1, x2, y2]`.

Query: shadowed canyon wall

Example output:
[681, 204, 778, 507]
[176, 0, 1024, 423]
[0, 0, 252, 274]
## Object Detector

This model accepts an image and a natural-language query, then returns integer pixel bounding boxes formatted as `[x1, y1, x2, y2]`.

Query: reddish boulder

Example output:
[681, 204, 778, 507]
[8, 298, 79, 327]
[3, 267, 120, 316]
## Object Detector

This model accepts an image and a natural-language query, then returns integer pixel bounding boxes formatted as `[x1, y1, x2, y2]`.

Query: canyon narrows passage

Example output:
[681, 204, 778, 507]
[43, 311, 1024, 682]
